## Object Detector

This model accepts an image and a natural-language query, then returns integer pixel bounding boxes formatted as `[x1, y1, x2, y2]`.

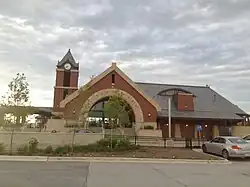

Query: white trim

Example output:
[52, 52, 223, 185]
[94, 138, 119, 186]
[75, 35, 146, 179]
[177, 92, 193, 96]
[54, 86, 78, 89]
[56, 68, 79, 72]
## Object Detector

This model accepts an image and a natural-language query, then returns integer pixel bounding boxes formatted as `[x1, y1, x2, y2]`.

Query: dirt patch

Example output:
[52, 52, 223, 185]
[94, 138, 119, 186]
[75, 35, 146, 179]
[71, 146, 218, 160]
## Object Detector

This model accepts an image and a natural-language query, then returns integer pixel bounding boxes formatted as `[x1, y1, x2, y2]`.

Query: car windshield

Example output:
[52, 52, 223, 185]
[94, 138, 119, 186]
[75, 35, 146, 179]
[228, 138, 248, 144]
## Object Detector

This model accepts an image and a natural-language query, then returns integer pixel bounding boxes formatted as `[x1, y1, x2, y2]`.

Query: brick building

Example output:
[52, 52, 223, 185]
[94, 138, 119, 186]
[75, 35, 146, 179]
[53, 50, 248, 140]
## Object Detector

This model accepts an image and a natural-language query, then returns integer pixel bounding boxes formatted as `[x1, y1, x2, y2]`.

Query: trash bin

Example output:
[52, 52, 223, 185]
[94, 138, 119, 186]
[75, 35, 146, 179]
[185, 138, 193, 149]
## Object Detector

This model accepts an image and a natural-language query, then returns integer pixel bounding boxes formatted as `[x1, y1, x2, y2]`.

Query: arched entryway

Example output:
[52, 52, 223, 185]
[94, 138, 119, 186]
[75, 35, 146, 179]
[87, 96, 135, 129]
[80, 89, 144, 130]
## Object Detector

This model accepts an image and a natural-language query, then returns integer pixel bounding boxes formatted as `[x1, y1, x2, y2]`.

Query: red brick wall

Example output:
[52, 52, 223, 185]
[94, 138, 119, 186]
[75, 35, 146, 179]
[53, 69, 79, 111]
[177, 93, 194, 111]
[56, 70, 64, 87]
[70, 71, 79, 88]
[53, 88, 64, 109]
[64, 70, 158, 122]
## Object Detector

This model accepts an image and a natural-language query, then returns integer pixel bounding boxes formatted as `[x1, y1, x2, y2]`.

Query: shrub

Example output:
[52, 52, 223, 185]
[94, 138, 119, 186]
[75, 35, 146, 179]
[54, 145, 72, 155]
[44, 146, 53, 154]
[0, 143, 5, 153]
[144, 125, 154, 130]
[28, 137, 39, 153]
[17, 145, 29, 155]
[73, 145, 87, 153]
[53, 138, 136, 155]
[96, 137, 134, 151]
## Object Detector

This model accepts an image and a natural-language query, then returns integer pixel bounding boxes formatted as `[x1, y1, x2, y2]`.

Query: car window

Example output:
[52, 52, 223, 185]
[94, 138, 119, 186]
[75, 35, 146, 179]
[219, 138, 226, 144]
[228, 138, 248, 144]
[243, 135, 250, 140]
[211, 138, 220, 143]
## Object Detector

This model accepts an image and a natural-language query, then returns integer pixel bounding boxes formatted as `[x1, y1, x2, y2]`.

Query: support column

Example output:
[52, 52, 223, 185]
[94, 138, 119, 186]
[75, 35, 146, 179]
[213, 125, 219, 137]
[194, 125, 198, 139]
[175, 124, 181, 138]
[168, 97, 171, 138]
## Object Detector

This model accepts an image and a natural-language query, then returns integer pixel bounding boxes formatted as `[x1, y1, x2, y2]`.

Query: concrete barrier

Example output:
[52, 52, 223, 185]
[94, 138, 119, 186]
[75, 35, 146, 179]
[0, 132, 103, 152]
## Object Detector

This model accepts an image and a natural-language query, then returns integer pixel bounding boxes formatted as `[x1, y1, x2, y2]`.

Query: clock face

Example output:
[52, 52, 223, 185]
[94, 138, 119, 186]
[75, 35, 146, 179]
[64, 63, 71, 70]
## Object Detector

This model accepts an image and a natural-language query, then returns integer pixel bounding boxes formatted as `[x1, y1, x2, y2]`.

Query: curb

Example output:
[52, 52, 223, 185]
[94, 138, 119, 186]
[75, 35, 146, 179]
[192, 149, 227, 161]
[0, 156, 231, 164]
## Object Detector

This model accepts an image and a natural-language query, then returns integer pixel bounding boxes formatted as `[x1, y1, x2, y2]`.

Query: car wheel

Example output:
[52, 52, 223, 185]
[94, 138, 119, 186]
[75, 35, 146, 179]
[202, 145, 207, 153]
[222, 149, 229, 159]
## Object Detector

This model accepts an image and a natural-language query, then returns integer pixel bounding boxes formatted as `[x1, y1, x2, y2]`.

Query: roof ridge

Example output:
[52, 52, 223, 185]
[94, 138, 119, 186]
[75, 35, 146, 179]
[135, 81, 208, 88]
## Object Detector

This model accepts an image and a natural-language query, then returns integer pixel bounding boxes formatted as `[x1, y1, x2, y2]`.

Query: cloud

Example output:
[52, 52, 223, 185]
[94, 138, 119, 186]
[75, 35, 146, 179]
[0, 0, 249, 113]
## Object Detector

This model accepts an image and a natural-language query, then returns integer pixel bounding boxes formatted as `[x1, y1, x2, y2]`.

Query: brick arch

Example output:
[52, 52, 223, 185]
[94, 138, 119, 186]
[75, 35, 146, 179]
[80, 89, 144, 124]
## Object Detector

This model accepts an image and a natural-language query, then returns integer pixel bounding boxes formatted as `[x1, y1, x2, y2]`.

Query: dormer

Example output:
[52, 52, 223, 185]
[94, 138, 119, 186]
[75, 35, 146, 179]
[157, 88, 195, 111]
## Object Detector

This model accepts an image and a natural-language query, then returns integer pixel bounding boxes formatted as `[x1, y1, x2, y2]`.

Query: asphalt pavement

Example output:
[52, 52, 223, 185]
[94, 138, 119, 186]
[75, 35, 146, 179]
[0, 160, 249, 187]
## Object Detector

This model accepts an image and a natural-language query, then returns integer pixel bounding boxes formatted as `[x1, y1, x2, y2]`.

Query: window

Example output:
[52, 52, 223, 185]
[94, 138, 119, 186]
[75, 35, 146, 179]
[243, 135, 250, 140]
[228, 138, 248, 144]
[218, 138, 226, 144]
[211, 137, 220, 143]
[112, 74, 115, 84]
[63, 89, 68, 99]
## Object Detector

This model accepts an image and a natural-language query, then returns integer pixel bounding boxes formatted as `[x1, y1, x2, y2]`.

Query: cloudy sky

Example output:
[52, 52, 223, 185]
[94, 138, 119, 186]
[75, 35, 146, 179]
[0, 0, 249, 112]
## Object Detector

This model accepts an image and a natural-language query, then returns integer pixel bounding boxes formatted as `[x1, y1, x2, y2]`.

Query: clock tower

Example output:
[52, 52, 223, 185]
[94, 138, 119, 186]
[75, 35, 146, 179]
[53, 49, 79, 111]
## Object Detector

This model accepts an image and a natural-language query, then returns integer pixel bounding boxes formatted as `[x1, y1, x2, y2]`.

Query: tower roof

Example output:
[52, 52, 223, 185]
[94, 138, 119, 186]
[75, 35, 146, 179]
[57, 49, 79, 68]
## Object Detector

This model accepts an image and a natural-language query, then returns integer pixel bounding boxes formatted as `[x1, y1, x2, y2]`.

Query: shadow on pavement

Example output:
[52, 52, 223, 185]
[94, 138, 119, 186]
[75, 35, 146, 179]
[203, 151, 250, 162]
[229, 158, 250, 162]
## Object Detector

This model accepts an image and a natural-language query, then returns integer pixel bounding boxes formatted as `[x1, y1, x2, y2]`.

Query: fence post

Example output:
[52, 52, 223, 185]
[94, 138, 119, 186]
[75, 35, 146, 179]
[9, 128, 14, 155]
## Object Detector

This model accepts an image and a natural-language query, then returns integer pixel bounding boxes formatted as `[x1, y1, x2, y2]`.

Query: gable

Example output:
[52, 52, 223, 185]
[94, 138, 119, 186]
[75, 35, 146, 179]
[60, 63, 161, 122]
[60, 63, 160, 111]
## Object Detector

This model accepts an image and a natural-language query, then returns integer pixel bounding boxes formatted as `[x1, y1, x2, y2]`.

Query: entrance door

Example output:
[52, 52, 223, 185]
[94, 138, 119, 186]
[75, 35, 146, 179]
[201, 125, 213, 140]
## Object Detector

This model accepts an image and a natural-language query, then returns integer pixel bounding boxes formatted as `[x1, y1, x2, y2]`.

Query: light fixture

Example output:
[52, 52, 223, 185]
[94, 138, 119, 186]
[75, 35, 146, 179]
[148, 113, 151, 117]
[205, 125, 208, 128]
[185, 124, 189, 127]
[166, 124, 169, 126]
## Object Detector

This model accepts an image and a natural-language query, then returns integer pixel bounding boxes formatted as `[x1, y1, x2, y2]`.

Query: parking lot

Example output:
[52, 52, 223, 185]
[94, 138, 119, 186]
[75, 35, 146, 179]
[0, 160, 250, 187]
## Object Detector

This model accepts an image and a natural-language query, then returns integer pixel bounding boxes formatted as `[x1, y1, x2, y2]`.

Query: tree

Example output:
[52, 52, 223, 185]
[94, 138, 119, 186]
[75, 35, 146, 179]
[1, 73, 30, 125]
[104, 90, 131, 131]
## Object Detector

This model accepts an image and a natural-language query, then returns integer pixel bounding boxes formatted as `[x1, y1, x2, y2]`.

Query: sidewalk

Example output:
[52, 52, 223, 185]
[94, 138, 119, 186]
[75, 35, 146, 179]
[0, 155, 231, 164]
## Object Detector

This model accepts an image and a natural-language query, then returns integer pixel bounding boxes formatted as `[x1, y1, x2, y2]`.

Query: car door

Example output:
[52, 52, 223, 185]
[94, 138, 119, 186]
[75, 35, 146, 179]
[217, 137, 227, 155]
[207, 137, 220, 154]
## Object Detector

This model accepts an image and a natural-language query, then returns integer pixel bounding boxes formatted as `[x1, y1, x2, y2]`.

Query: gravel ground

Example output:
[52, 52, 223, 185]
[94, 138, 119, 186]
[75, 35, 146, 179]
[72, 147, 220, 160]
